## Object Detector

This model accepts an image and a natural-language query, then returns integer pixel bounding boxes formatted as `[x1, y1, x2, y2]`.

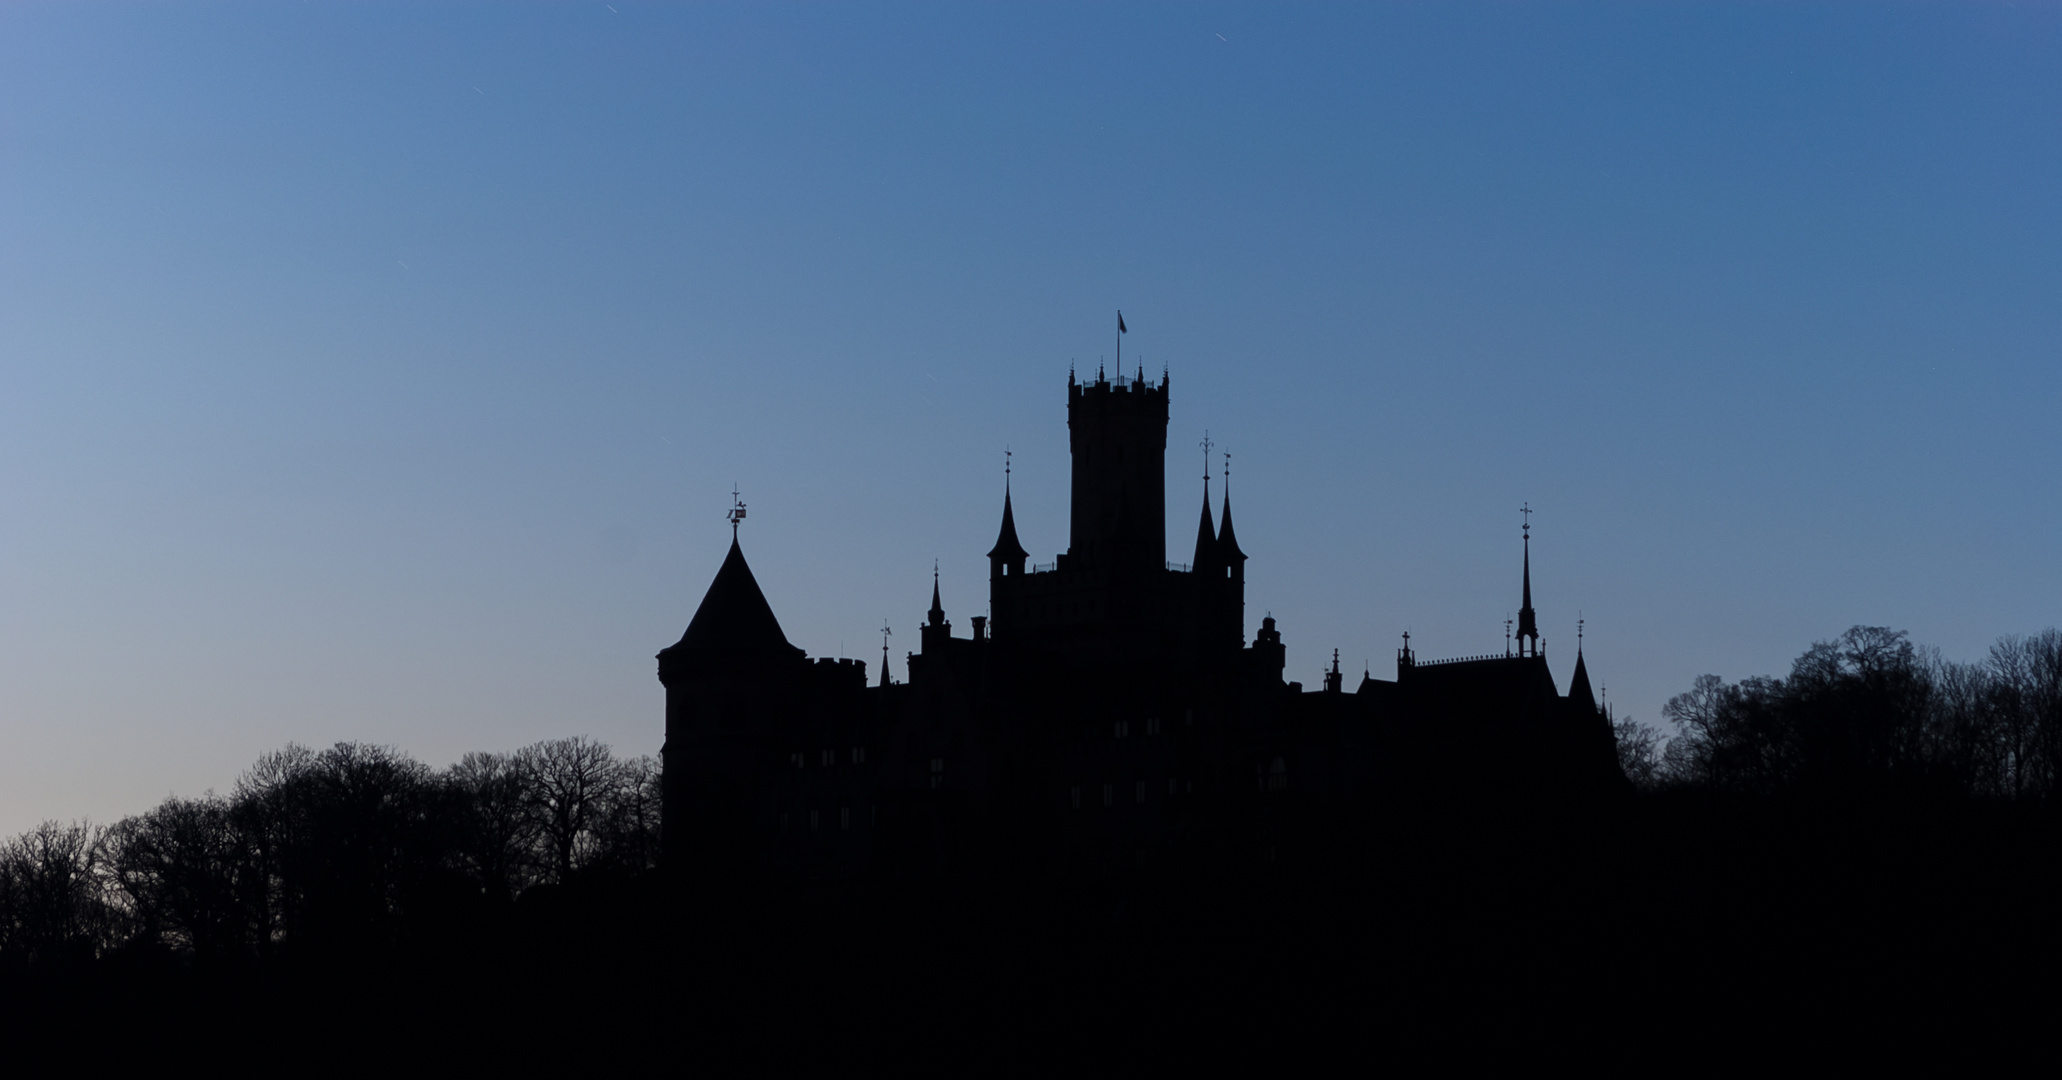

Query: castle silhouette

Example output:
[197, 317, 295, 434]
[658, 366, 1623, 877]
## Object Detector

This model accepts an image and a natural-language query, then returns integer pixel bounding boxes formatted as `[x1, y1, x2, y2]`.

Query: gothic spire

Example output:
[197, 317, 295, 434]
[1217, 452, 1245, 563]
[928, 561, 945, 627]
[1516, 503, 1539, 657]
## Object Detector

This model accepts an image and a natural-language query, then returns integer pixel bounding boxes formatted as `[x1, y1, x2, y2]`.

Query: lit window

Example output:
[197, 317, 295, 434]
[1135, 780, 1146, 805]
[809, 809, 819, 833]
[1070, 786, 1081, 810]
[840, 807, 850, 831]
[1102, 783, 1113, 808]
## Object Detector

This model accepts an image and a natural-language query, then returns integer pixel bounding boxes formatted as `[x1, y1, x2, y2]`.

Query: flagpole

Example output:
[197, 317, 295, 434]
[1116, 310, 1121, 373]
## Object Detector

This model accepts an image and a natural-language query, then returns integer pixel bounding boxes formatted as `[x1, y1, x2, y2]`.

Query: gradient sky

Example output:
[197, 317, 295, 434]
[2, 3, 2057, 837]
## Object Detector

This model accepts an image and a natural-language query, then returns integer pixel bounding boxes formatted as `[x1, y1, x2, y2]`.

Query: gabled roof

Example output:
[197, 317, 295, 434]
[671, 537, 796, 653]
[1405, 654, 1561, 726]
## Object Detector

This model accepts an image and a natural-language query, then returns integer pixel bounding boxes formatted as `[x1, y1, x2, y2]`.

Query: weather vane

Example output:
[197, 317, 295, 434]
[728, 485, 747, 536]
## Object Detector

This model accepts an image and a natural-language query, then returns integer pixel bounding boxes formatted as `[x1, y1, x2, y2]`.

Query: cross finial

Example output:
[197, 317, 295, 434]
[1520, 501, 1532, 538]
[1578, 613, 1584, 646]
[1223, 450, 1231, 493]
[1200, 430, 1214, 489]
[1004, 446, 1012, 484]
[728, 485, 747, 537]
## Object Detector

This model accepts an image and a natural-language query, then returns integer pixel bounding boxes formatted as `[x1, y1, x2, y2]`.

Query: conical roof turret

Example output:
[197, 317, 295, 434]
[1217, 488, 1246, 562]
[987, 486, 1029, 562]
[1191, 489, 1217, 569]
[671, 537, 796, 653]
[1568, 645, 1596, 712]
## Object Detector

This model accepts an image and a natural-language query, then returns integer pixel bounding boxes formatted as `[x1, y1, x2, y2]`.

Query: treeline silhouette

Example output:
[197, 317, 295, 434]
[0, 738, 658, 974]
[4, 627, 2060, 1041]
[1617, 626, 2062, 800]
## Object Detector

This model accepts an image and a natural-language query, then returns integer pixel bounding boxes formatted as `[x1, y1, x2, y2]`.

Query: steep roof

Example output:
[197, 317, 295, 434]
[987, 488, 1029, 562]
[1191, 490, 1217, 568]
[1567, 648, 1596, 713]
[1218, 490, 1246, 562]
[671, 537, 796, 653]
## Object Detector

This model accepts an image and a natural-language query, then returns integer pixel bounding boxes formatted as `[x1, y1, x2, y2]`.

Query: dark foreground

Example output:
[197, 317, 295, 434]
[5, 790, 2057, 1060]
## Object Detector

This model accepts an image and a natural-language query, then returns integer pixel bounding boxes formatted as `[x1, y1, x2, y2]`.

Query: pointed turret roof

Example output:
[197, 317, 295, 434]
[671, 537, 795, 653]
[928, 564, 945, 626]
[1191, 489, 1217, 568]
[1567, 646, 1597, 712]
[987, 487, 1029, 562]
[1217, 489, 1246, 562]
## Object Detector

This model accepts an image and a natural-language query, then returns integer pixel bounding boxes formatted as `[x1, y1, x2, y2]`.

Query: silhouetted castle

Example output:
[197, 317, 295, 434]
[659, 367, 1623, 877]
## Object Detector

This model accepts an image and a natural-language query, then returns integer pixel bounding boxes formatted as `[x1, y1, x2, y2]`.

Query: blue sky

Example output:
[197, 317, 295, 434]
[2, 3, 2057, 835]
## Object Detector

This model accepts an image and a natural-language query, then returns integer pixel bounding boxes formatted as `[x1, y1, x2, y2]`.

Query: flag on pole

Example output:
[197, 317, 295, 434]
[1118, 311, 1127, 334]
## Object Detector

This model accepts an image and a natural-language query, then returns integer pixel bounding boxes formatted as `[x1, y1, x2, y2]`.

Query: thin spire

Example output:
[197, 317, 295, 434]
[1516, 503, 1539, 657]
[880, 620, 892, 687]
[929, 560, 944, 626]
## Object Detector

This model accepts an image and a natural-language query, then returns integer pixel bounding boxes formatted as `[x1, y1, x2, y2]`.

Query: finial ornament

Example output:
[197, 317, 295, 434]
[1520, 501, 1532, 538]
[728, 485, 747, 537]
[1223, 450, 1231, 494]
[1200, 430, 1214, 491]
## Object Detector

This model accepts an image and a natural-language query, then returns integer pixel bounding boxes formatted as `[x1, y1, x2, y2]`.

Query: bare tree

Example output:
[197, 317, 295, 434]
[515, 737, 625, 883]
[1613, 717, 1667, 791]
[104, 795, 261, 958]
[589, 754, 662, 875]
[446, 751, 538, 903]
[0, 820, 121, 965]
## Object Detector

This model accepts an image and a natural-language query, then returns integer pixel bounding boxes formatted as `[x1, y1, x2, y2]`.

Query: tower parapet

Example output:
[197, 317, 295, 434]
[1066, 366, 1168, 572]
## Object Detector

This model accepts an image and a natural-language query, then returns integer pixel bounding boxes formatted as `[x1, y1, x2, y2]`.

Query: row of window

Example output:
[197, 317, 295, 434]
[1063, 759, 1289, 807]
[1069, 778, 1190, 809]
[791, 747, 868, 769]
[1110, 710, 1195, 739]
[779, 805, 873, 835]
